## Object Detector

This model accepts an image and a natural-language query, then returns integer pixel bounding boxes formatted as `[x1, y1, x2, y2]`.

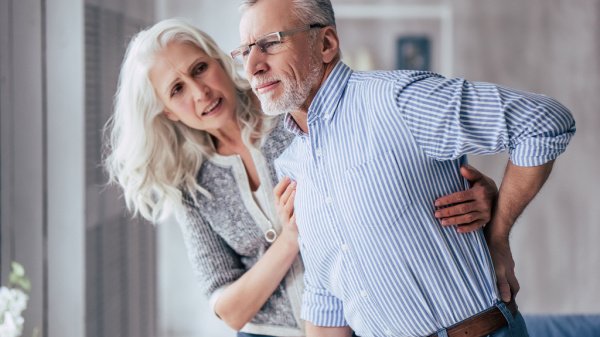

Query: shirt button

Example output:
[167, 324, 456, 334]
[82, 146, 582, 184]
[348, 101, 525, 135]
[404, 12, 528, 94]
[341, 243, 348, 252]
[360, 290, 368, 298]
[315, 149, 322, 157]
[325, 197, 333, 204]
[323, 114, 330, 120]
[384, 329, 393, 336]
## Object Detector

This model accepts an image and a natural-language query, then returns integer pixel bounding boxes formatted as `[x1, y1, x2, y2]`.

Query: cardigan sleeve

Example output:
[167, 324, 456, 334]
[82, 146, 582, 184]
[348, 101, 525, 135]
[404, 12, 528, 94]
[176, 198, 246, 298]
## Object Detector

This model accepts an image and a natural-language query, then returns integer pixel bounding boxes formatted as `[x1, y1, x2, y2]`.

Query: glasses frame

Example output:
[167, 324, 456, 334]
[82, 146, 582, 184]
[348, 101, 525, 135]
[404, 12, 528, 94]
[231, 23, 327, 63]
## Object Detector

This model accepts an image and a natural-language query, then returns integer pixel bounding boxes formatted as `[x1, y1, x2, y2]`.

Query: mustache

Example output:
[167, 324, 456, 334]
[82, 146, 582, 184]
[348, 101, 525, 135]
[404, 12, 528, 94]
[251, 76, 280, 90]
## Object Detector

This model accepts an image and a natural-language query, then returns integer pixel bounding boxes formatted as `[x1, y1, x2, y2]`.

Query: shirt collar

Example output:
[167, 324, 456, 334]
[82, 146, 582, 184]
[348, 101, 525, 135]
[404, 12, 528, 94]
[282, 61, 353, 136]
[283, 113, 305, 137]
[307, 61, 352, 125]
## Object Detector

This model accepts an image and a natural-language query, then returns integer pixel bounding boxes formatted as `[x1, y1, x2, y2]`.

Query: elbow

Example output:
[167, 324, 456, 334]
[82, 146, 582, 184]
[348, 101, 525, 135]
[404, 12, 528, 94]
[215, 305, 251, 331]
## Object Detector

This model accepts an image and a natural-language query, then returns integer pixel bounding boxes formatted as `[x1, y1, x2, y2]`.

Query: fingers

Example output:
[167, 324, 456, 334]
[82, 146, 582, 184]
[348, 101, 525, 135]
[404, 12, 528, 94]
[273, 176, 292, 201]
[507, 269, 520, 299]
[460, 164, 484, 183]
[281, 183, 296, 214]
[489, 239, 518, 303]
[438, 212, 487, 233]
[435, 190, 473, 208]
[435, 178, 493, 234]
[435, 201, 478, 218]
[456, 220, 487, 233]
[497, 275, 512, 303]
[275, 177, 297, 230]
[497, 267, 519, 302]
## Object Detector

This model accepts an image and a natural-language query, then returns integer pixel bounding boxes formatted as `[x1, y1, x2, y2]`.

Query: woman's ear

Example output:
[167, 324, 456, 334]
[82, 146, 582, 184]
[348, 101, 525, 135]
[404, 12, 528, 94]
[320, 27, 340, 64]
[163, 110, 179, 122]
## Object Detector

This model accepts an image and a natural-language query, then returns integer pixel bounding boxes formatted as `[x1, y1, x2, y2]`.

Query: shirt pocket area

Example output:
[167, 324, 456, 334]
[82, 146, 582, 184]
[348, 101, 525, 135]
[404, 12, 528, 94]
[339, 150, 412, 228]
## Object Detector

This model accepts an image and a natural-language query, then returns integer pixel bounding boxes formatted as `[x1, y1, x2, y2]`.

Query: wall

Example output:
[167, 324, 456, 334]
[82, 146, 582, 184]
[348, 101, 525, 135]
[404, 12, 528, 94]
[83, 1, 158, 336]
[452, 0, 600, 313]
[1, 0, 86, 336]
[1, 1, 158, 337]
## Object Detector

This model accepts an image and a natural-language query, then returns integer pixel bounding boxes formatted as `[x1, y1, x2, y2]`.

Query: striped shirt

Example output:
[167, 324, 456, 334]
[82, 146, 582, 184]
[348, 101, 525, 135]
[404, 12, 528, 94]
[275, 62, 575, 337]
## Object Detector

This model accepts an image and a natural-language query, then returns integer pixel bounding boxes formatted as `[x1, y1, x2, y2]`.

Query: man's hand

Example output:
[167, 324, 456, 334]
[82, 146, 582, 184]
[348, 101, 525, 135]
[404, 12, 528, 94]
[487, 236, 519, 302]
[485, 160, 554, 302]
[435, 164, 498, 233]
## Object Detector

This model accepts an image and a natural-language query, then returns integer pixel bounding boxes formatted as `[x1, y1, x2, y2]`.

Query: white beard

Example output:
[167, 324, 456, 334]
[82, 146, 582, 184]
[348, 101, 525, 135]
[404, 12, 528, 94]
[253, 55, 322, 116]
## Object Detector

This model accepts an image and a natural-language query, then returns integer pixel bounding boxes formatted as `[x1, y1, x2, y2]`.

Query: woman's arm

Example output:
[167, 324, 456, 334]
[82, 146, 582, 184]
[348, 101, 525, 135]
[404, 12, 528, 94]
[215, 177, 299, 330]
[306, 322, 352, 337]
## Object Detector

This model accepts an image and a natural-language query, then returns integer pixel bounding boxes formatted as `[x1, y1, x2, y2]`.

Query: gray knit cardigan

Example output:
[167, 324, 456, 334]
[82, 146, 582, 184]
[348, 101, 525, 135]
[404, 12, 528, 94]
[176, 118, 305, 336]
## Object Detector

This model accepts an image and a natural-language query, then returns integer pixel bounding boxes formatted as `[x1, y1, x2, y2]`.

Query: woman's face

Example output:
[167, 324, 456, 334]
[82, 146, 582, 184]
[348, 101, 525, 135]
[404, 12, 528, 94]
[149, 41, 238, 133]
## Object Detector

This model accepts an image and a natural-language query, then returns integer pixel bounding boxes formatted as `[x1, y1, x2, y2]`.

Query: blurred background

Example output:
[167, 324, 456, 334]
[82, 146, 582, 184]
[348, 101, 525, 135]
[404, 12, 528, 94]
[0, 0, 598, 336]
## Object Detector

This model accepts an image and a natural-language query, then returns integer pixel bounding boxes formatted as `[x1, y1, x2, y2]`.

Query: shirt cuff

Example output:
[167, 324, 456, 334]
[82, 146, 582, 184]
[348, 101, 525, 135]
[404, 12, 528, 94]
[300, 285, 347, 327]
[509, 133, 573, 167]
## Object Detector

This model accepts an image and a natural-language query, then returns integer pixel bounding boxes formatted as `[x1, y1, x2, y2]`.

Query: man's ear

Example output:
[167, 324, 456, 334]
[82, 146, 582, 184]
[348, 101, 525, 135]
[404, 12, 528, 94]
[320, 27, 340, 64]
[163, 110, 180, 122]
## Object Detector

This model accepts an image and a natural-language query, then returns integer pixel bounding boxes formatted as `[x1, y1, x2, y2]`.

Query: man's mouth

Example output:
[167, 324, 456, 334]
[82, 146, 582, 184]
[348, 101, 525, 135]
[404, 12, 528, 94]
[254, 80, 280, 94]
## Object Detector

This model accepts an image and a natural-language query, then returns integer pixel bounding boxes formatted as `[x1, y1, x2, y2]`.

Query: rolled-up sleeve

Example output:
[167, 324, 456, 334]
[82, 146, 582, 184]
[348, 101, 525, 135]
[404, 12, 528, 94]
[396, 73, 576, 166]
[301, 281, 347, 327]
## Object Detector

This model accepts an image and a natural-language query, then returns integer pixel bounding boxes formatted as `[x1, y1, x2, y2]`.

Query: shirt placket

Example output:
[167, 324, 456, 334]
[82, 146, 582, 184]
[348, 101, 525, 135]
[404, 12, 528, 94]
[319, 114, 395, 337]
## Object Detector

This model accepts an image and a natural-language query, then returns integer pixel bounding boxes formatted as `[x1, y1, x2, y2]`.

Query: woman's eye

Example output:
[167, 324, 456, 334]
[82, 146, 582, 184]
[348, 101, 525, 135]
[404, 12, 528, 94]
[193, 62, 207, 76]
[170, 83, 183, 97]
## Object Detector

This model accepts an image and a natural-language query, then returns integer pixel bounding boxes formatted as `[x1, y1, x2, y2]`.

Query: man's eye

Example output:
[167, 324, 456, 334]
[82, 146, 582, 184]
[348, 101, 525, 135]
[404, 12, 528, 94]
[261, 40, 281, 51]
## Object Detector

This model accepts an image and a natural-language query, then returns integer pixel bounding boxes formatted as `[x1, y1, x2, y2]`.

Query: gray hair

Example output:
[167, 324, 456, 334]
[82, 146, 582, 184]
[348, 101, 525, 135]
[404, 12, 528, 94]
[240, 0, 336, 27]
[104, 18, 276, 222]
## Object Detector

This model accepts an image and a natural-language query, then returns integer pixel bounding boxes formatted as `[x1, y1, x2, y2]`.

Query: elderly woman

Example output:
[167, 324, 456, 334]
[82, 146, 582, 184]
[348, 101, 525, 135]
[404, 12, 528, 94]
[104, 18, 497, 337]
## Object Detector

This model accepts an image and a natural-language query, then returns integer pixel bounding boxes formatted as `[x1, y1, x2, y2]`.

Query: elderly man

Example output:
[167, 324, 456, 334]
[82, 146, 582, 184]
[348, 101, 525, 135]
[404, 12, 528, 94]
[232, 0, 575, 336]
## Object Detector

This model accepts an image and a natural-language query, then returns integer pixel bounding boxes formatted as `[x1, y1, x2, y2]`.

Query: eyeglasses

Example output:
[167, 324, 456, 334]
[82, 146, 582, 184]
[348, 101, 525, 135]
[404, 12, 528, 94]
[231, 23, 326, 64]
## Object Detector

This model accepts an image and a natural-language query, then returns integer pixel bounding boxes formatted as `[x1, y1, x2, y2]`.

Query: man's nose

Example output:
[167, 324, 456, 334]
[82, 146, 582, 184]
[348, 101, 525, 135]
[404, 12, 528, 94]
[245, 45, 268, 77]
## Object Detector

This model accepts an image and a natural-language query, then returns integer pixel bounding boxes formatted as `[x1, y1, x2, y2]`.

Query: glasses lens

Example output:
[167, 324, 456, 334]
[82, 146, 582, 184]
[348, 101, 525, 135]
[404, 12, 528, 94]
[231, 47, 247, 64]
[256, 34, 283, 55]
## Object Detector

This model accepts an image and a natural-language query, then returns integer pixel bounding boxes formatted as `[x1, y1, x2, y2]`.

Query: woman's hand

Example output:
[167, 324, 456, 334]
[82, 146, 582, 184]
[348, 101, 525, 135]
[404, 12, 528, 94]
[215, 177, 301, 330]
[273, 177, 298, 241]
[434, 164, 498, 233]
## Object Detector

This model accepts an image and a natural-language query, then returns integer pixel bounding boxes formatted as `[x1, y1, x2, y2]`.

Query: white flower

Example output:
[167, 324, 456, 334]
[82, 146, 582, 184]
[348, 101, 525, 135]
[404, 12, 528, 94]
[0, 311, 20, 337]
[0, 286, 27, 337]
[0, 287, 11, 313]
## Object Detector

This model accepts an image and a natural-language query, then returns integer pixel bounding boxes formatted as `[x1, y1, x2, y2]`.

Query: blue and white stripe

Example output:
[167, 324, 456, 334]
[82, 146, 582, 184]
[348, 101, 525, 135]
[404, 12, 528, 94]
[275, 62, 575, 337]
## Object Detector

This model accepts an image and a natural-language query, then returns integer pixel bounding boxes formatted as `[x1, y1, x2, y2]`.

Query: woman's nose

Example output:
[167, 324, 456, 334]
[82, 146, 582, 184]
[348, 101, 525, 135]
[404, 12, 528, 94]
[190, 80, 210, 101]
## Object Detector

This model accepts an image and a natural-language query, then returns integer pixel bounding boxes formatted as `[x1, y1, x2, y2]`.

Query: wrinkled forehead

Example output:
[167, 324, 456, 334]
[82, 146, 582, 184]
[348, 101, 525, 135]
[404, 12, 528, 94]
[238, 0, 301, 44]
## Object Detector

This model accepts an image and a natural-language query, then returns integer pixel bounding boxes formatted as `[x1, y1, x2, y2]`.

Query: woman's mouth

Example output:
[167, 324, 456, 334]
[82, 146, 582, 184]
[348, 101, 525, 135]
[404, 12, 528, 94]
[201, 98, 222, 116]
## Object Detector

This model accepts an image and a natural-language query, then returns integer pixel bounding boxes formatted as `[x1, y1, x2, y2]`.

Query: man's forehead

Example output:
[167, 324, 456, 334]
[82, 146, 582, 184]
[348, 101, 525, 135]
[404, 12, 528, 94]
[239, 0, 298, 42]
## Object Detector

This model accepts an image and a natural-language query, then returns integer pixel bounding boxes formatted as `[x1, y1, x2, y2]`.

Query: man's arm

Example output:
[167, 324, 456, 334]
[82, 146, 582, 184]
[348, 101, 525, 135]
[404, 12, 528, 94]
[486, 160, 554, 302]
[306, 322, 352, 337]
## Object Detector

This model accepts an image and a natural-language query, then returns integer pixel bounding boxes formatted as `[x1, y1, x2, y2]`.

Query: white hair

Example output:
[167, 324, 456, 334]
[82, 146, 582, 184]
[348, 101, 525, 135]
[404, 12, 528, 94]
[104, 18, 276, 223]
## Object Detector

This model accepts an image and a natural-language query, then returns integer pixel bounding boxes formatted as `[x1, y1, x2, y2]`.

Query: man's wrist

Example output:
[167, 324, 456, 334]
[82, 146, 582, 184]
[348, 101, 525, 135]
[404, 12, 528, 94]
[484, 220, 512, 243]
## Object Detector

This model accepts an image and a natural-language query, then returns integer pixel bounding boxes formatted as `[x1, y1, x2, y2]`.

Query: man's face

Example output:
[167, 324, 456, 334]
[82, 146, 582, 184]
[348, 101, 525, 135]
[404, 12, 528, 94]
[238, 0, 323, 116]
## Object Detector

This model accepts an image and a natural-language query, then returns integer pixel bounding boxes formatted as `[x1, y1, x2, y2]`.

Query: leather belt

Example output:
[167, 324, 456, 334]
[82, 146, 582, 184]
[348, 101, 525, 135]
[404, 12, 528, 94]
[428, 301, 518, 337]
